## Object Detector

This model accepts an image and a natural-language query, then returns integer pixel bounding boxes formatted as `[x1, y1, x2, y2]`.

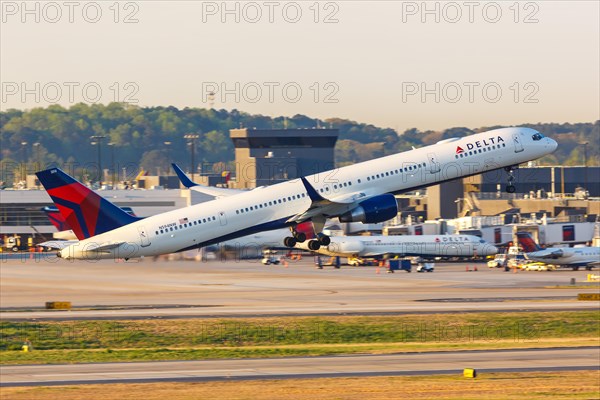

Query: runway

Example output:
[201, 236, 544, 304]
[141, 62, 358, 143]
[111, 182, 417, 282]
[2, 347, 597, 387]
[1, 258, 598, 321]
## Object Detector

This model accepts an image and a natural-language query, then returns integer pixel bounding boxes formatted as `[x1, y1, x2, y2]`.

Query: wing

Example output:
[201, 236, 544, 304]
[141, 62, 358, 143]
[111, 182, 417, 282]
[531, 249, 565, 259]
[190, 186, 246, 198]
[286, 177, 373, 224]
[172, 163, 246, 198]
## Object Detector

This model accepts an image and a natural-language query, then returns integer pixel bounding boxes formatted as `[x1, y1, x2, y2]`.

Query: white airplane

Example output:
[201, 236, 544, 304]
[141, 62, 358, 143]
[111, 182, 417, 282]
[295, 234, 498, 259]
[36, 127, 557, 260]
[516, 232, 599, 270]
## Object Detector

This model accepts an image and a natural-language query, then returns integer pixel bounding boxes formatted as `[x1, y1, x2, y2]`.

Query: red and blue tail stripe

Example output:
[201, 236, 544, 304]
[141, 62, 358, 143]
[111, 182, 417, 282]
[42, 206, 69, 231]
[36, 168, 140, 240]
[516, 232, 542, 252]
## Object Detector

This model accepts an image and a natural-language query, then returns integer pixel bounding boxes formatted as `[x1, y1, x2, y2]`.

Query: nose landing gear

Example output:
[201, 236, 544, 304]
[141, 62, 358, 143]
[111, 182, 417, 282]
[505, 166, 517, 193]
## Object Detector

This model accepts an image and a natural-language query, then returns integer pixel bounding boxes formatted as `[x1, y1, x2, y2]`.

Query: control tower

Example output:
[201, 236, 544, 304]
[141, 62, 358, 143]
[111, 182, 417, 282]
[230, 128, 339, 188]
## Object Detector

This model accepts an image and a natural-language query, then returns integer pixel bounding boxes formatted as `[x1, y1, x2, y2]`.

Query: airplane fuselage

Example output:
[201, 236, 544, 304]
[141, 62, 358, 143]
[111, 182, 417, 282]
[295, 234, 498, 258]
[527, 247, 600, 267]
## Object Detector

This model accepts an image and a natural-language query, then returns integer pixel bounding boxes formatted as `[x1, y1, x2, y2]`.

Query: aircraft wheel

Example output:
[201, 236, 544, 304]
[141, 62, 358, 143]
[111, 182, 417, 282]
[506, 185, 516, 193]
[284, 237, 297, 248]
[307, 240, 321, 251]
[294, 232, 306, 243]
[317, 233, 331, 246]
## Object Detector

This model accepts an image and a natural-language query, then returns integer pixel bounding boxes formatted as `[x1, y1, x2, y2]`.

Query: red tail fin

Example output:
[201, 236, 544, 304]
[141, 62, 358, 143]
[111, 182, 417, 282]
[42, 206, 68, 231]
[36, 168, 140, 240]
[516, 232, 542, 252]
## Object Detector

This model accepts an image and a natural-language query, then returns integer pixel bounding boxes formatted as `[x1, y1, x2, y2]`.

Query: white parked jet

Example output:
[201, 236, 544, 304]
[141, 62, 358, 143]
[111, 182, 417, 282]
[295, 234, 498, 259]
[36, 127, 557, 260]
[516, 232, 599, 270]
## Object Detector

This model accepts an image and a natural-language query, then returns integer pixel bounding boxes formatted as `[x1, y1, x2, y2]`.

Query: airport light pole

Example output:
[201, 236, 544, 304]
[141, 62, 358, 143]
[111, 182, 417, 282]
[20, 141, 28, 182]
[164, 141, 172, 175]
[108, 142, 116, 188]
[581, 142, 588, 191]
[184, 134, 199, 182]
[90, 135, 107, 184]
[33, 142, 41, 188]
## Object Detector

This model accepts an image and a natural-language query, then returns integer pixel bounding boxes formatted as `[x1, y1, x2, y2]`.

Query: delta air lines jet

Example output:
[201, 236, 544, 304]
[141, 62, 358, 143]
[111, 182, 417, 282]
[517, 232, 599, 270]
[295, 234, 498, 259]
[36, 127, 557, 260]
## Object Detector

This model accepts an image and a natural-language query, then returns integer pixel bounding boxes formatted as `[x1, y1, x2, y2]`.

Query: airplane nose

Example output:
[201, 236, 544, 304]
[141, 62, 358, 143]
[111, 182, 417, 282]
[547, 138, 558, 153]
[489, 245, 499, 254]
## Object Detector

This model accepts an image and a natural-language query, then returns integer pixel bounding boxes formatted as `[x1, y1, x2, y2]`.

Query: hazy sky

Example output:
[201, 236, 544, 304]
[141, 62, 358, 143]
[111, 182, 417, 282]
[1, 1, 599, 131]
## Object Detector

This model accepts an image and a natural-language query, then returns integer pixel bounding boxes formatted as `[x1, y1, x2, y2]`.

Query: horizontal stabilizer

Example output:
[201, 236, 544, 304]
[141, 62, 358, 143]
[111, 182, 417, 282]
[37, 240, 78, 250]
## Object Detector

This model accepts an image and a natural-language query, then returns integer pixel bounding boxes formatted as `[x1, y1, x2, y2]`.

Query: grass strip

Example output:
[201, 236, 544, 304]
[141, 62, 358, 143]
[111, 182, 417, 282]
[1, 311, 598, 364]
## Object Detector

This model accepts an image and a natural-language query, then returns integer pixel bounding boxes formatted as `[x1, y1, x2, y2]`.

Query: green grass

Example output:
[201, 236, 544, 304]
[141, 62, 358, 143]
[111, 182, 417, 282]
[1, 311, 598, 364]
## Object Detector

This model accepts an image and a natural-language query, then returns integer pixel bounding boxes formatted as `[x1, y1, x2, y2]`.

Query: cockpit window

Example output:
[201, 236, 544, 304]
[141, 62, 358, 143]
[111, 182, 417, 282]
[532, 133, 544, 141]
[479, 240, 486, 243]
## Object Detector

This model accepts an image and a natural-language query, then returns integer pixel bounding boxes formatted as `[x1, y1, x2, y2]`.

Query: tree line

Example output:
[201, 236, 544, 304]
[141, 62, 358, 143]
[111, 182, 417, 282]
[1, 103, 598, 183]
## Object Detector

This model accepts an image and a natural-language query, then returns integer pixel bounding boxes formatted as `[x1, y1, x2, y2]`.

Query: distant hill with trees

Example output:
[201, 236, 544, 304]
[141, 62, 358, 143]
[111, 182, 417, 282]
[1, 103, 598, 183]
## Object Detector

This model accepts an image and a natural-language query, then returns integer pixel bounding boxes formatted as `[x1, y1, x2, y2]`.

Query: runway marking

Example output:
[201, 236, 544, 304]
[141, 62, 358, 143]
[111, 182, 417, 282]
[3, 366, 599, 387]
[34, 369, 258, 377]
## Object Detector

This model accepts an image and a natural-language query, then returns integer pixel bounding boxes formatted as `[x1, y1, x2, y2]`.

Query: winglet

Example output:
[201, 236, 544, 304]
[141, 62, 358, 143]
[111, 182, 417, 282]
[301, 177, 326, 202]
[172, 163, 198, 188]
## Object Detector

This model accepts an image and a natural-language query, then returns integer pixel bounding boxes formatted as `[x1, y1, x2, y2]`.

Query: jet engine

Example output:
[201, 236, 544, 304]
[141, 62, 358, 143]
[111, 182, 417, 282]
[339, 194, 398, 224]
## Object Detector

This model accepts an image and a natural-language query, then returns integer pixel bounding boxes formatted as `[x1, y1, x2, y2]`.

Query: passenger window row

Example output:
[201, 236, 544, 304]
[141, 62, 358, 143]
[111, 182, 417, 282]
[318, 180, 353, 193]
[366, 162, 427, 181]
[155, 216, 217, 235]
[455, 143, 507, 159]
[235, 193, 307, 214]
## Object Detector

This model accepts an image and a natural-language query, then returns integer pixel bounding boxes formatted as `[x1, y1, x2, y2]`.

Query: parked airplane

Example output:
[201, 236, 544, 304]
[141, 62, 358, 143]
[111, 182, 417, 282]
[295, 234, 498, 259]
[516, 232, 599, 270]
[36, 127, 557, 260]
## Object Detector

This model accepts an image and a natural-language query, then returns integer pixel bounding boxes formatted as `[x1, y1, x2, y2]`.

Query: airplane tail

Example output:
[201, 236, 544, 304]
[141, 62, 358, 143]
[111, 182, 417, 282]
[516, 232, 542, 252]
[42, 206, 69, 231]
[36, 168, 141, 240]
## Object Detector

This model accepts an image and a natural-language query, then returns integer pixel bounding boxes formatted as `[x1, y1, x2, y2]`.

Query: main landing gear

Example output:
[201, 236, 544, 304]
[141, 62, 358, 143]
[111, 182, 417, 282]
[283, 226, 306, 248]
[284, 225, 331, 250]
[504, 165, 517, 193]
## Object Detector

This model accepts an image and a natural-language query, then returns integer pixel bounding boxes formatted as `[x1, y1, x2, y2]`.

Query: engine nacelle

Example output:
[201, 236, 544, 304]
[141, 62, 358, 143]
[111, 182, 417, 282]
[329, 240, 365, 255]
[339, 194, 398, 224]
